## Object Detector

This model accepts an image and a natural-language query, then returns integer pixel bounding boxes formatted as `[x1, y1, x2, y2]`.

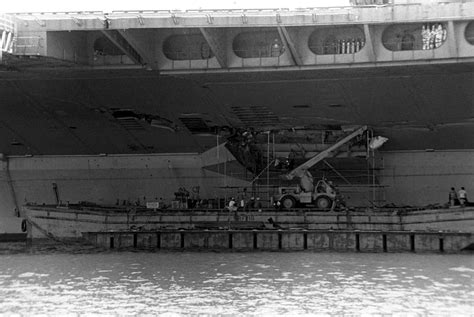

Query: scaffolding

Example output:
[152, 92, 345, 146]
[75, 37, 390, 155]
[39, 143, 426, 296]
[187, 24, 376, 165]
[243, 126, 387, 208]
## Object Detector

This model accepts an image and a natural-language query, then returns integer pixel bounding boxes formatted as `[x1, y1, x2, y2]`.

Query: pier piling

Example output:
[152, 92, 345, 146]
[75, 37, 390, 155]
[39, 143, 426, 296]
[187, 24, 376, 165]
[82, 230, 473, 253]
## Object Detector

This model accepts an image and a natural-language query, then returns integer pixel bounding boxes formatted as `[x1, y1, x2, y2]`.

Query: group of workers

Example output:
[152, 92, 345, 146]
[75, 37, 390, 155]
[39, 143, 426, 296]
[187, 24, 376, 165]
[228, 196, 264, 212]
[323, 38, 365, 55]
[422, 23, 447, 50]
[449, 187, 468, 207]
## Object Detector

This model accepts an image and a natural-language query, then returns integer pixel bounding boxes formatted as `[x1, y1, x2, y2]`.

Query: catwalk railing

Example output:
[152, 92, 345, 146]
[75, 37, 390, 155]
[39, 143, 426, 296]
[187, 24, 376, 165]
[8, 2, 474, 31]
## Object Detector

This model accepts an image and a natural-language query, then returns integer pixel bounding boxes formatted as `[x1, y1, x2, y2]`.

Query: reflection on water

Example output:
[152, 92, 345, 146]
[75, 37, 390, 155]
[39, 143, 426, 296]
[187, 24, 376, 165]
[0, 247, 472, 315]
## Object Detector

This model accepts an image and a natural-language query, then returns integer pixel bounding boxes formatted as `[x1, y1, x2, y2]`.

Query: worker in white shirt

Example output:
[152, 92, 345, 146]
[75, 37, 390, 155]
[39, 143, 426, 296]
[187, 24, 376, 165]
[458, 187, 467, 207]
[228, 198, 237, 212]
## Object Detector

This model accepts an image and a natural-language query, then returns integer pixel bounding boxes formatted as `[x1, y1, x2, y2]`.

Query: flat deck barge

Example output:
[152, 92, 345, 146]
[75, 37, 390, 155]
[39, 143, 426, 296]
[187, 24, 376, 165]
[21, 204, 474, 253]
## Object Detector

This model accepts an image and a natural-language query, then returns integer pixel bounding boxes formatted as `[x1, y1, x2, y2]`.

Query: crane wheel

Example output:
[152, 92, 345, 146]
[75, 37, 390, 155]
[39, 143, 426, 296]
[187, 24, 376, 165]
[316, 196, 333, 210]
[280, 196, 296, 209]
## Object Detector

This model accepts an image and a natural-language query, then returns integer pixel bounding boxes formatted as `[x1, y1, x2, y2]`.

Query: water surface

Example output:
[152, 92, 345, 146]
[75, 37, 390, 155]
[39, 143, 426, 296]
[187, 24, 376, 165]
[0, 248, 472, 315]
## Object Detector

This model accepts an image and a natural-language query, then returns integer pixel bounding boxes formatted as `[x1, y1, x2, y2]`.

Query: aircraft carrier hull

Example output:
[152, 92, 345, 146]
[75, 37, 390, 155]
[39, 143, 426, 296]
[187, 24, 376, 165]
[0, 72, 473, 235]
[1, 2, 474, 236]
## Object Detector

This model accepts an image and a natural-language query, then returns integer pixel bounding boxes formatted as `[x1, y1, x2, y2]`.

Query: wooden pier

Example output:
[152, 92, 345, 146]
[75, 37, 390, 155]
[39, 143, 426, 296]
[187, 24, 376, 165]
[82, 229, 474, 253]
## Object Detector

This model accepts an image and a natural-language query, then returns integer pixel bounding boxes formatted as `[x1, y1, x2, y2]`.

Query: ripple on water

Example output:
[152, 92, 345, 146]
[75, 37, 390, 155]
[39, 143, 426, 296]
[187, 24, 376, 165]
[0, 251, 472, 315]
[450, 266, 474, 272]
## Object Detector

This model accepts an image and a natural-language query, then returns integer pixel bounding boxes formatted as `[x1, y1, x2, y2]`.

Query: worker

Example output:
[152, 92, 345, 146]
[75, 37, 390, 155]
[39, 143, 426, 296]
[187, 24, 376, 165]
[256, 197, 262, 212]
[228, 197, 237, 212]
[330, 185, 345, 212]
[248, 197, 255, 210]
[422, 24, 430, 50]
[448, 187, 458, 207]
[239, 197, 245, 210]
[458, 187, 467, 207]
[274, 200, 282, 210]
[327, 181, 337, 196]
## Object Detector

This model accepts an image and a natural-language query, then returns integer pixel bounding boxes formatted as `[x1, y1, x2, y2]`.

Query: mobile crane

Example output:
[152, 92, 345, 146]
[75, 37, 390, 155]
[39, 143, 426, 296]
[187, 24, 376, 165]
[274, 126, 368, 209]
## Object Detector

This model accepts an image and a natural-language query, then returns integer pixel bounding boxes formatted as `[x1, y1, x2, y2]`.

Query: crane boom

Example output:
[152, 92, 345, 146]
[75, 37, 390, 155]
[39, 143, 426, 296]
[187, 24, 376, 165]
[284, 125, 368, 180]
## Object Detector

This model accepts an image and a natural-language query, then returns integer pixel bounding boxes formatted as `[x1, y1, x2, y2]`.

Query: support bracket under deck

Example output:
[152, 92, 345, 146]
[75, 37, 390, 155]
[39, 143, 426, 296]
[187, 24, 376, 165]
[277, 26, 303, 66]
[100, 30, 145, 66]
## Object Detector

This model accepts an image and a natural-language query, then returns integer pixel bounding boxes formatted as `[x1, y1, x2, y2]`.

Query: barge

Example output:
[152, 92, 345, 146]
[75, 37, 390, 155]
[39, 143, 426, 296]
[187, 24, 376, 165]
[22, 204, 474, 252]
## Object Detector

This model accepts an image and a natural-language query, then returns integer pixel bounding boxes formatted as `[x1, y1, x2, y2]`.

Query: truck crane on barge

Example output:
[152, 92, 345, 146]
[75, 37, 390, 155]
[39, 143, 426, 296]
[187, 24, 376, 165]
[274, 126, 368, 209]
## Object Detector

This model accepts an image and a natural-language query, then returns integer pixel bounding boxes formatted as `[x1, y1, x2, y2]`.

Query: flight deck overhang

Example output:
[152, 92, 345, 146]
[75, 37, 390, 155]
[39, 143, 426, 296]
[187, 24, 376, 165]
[9, 3, 474, 31]
[1, 2, 473, 72]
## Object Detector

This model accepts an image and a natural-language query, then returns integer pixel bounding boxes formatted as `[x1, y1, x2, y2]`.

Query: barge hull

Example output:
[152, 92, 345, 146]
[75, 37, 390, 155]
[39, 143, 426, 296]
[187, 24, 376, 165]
[23, 206, 474, 240]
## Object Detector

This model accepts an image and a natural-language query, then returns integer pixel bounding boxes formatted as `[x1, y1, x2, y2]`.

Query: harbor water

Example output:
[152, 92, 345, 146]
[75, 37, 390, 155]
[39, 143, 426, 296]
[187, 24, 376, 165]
[0, 246, 472, 315]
